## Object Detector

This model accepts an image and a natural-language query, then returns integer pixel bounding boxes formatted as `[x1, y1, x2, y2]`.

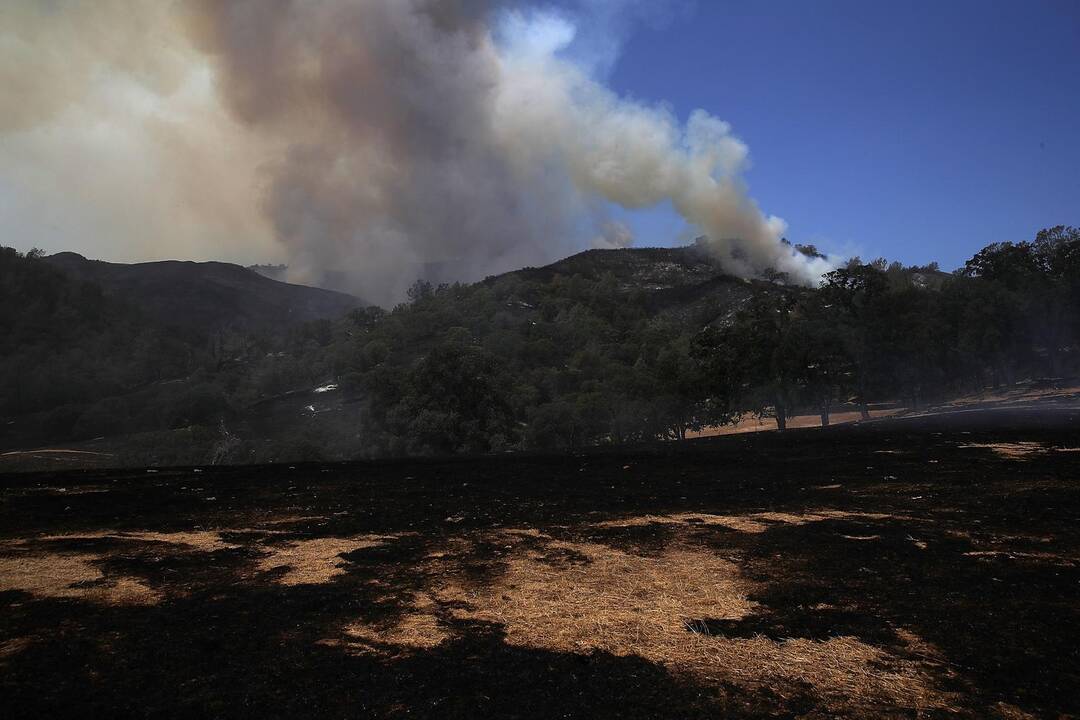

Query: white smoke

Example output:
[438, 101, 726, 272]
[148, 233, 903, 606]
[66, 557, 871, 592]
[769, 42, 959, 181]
[592, 220, 635, 250]
[0, 1, 832, 305]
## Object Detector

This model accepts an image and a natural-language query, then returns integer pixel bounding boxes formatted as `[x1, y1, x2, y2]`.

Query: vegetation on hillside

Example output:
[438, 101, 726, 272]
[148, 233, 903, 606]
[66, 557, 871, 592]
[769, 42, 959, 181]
[1, 226, 1077, 466]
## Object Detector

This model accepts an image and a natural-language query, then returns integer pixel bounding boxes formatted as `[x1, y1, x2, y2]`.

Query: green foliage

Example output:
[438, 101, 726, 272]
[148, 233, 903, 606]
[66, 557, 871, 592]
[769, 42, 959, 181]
[3, 227, 1079, 460]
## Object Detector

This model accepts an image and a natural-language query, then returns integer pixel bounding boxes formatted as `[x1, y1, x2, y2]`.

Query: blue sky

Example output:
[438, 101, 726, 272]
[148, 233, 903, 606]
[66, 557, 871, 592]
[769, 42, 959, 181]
[3, 0, 1076, 278]
[597, 0, 1080, 270]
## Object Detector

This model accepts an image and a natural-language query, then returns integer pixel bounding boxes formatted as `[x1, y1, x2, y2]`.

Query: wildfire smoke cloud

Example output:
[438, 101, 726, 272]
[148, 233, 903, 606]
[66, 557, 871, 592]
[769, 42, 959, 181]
[0, 0, 830, 304]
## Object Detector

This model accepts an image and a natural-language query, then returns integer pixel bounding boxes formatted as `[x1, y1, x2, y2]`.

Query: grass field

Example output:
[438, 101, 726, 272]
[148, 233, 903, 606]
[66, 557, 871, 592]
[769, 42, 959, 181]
[2, 406, 1078, 718]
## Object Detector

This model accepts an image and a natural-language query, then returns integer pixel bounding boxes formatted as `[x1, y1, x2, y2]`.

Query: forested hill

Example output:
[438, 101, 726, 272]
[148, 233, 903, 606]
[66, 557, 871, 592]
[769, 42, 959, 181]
[0, 247, 359, 457]
[497, 245, 761, 325]
[1, 226, 1077, 470]
[44, 252, 360, 337]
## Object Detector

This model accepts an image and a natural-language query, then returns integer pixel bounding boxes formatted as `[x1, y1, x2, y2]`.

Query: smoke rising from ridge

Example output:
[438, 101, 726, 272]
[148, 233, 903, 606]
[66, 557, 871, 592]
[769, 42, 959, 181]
[0, 0, 831, 304]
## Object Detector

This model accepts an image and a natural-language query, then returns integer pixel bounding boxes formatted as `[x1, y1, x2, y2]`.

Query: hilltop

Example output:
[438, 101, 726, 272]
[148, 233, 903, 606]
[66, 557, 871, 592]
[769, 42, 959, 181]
[44, 252, 360, 337]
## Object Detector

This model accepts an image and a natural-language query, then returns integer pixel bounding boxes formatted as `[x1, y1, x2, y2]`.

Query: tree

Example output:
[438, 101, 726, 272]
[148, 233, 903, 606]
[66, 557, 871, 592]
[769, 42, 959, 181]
[820, 263, 890, 418]
[964, 227, 1080, 377]
[698, 290, 801, 431]
[788, 293, 851, 426]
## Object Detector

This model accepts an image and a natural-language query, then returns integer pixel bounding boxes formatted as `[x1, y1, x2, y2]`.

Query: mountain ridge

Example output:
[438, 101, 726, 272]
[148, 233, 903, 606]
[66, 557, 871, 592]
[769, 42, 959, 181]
[43, 252, 361, 336]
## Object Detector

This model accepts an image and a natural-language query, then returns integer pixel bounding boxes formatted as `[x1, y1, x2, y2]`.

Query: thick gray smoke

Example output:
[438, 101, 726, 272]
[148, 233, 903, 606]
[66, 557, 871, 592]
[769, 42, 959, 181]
[0, 0, 831, 305]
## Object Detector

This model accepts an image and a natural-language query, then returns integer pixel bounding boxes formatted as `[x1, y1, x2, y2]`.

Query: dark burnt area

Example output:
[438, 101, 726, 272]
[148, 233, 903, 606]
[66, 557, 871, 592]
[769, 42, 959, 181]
[1, 406, 1078, 718]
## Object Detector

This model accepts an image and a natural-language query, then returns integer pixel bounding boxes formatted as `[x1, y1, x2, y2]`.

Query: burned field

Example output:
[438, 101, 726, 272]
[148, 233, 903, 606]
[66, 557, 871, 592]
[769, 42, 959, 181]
[1, 408, 1078, 719]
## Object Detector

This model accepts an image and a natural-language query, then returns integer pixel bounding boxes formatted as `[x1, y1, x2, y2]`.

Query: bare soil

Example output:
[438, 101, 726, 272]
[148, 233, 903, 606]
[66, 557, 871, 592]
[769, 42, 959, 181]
[1, 406, 1078, 718]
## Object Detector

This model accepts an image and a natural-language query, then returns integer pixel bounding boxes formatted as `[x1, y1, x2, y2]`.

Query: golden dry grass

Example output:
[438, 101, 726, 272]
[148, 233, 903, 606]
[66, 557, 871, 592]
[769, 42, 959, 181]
[256, 536, 389, 586]
[959, 442, 1049, 459]
[332, 592, 452, 653]
[0, 531, 240, 606]
[260, 515, 329, 526]
[0, 511, 962, 710]
[338, 529, 953, 712]
[688, 409, 904, 437]
[121, 530, 238, 551]
[0, 528, 396, 604]
[0, 636, 33, 657]
[0, 550, 160, 605]
[992, 701, 1040, 719]
[36, 530, 236, 549]
[963, 549, 1077, 566]
[594, 509, 897, 534]
[594, 512, 772, 533]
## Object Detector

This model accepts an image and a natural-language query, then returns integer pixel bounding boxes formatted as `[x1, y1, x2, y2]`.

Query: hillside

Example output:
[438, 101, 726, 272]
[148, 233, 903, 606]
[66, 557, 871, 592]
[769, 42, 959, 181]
[45, 252, 360, 337]
[2, 227, 1077, 470]
[0, 247, 362, 455]
[498, 245, 760, 325]
[0, 244, 777, 465]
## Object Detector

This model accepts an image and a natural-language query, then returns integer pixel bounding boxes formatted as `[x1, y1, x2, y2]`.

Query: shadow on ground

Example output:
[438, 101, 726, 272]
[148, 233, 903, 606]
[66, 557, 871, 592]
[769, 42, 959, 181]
[2, 407, 1078, 718]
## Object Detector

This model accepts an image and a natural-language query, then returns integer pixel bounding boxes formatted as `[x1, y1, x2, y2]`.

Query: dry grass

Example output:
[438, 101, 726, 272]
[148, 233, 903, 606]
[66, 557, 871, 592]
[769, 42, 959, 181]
[332, 593, 452, 653]
[120, 531, 238, 551]
[959, 442, 1049, 459]
[37, 530, 233, 546]
[0, 550, 160, 605]
[260, 515, 328, 526]
[0, 636, 33, 660]
[0, 531, 239, 606]
[594, 512, 772, 533]
[440, 535, 755, 646]
[689, 409, 904, 437]
[256, 536, 389, 586]
[339, 530, 952, 712]
[963, 549, 1077, 566]
[0, 528, 396, 603]
[992, 701, 1040, 719]
[594, 509, 897, 535]
[0, 511, 960, 710]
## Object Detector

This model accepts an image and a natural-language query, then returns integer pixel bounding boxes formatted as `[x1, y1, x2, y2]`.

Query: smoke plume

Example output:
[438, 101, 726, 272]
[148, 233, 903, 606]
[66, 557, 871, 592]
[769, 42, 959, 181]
[0, 0, 830, 304]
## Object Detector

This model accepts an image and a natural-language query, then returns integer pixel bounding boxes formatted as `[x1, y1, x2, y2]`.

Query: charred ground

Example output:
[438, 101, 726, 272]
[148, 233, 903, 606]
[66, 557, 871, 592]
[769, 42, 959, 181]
[2, 407, 1078, 719]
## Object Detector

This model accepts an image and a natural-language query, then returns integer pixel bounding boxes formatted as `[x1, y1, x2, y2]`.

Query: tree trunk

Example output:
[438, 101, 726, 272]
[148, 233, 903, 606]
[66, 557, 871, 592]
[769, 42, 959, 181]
[774, 404, 787, 432]
[820, 403, 830, 427]
[857, 372, 871, 420]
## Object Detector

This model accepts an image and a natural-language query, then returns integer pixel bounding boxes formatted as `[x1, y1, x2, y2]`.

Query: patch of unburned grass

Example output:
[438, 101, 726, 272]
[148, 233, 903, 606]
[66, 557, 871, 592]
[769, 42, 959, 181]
[0, 550, 160, 605]
[0, 636, 33, 660]
[256, 536, 390, 585]
[594, 509, 897, 535]
[958, 442, 1050, 460]
[329, 593, 452, 653]
[338, 529, 953, 712]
